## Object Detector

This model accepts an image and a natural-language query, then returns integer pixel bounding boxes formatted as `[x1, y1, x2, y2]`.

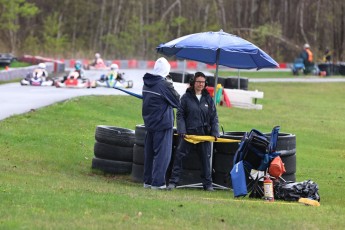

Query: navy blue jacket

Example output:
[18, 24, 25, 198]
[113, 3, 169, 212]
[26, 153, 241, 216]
[177, 87, 219, 136]
[142, 73, 180, 132]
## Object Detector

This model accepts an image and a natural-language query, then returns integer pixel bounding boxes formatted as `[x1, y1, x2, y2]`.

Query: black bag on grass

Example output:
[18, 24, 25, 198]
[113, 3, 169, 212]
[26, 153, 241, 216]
[274, 180, 320, 202]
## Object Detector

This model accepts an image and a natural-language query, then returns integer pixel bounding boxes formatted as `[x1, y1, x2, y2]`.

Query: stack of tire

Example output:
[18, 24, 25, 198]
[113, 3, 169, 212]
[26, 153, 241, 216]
[130, 124, 146, 182]
[266, 132, 297, 182]
[213, 131, 244, 188]
[92, 125, 135, 175]
[130, 124, 203, 186]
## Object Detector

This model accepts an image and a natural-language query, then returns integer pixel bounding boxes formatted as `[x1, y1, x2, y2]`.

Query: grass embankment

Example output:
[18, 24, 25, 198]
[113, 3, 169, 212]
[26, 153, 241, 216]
[0, 82, 345, 229]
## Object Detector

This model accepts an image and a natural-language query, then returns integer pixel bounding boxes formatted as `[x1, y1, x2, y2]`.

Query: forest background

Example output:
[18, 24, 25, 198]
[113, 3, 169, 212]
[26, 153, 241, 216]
[0, 0, 344, 63]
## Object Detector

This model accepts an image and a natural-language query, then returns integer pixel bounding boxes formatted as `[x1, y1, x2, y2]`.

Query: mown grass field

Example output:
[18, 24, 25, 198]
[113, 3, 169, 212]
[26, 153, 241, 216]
[0, 80, 345, 229]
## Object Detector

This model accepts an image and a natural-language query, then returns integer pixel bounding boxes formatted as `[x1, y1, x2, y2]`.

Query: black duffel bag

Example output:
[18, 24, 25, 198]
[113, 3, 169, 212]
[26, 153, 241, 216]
[274, 180, 320, 202]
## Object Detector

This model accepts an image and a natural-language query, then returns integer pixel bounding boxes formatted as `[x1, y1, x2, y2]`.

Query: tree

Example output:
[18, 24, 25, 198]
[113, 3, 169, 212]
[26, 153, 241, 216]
[0, 0, 39, 53]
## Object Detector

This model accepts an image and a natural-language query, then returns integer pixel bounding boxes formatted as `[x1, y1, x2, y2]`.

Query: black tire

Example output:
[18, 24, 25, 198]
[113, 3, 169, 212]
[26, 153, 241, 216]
[178, 169, 202, 186]
[95, 125, 135, 147]
[130, 163, 144, 183]
[265, 132, 296, 152]
[133, 144, 145, 165]
[213, 152, 234, 174]
[91, 157, 132, 174]
[213, 171, 232, 188]
[94, 141, 133, 162]
[214, 131, 245, 154]
[169, 72, 193, 83]
[206, 76, 226, 87]
[224, 77, 248, 90]
[281, 154, 296, 174]
[135, 124, 146, 146]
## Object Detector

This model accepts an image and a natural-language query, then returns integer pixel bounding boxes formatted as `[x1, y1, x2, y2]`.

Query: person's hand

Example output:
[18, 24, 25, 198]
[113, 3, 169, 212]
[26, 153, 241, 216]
[179, 133, 186, 139]
[214, 136, 218, 141]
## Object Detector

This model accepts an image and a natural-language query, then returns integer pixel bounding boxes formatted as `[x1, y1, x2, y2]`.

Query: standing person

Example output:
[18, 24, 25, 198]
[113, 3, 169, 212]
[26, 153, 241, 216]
[142, 57, 180, 190]
[168, 72, 219, 191]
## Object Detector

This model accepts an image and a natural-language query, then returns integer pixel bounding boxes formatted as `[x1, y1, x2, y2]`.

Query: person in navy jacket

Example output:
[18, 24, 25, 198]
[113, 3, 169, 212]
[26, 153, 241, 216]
[142, 57, 180, 190]
[168, 72, 219, 191]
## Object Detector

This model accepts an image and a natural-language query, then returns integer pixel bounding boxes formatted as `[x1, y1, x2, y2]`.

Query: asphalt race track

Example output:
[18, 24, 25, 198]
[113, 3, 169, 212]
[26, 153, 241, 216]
[0, 69, 147, 120]
[1, 68, 344, 121]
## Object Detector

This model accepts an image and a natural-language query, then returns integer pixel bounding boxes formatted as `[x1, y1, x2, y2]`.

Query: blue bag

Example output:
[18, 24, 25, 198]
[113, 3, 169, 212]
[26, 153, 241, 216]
[230, 160, 247, 197]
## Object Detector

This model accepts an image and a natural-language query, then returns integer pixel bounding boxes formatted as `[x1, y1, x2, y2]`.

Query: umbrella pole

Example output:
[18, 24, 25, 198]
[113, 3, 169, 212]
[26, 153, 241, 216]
[237, 69, 240, 89]
[213, 50, 220, 103]
[182, 59, 186, 83]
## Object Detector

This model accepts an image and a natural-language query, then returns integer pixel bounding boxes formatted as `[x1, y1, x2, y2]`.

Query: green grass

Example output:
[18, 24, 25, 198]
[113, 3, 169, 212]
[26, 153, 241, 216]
[0, 61, 31, 70]
[217, 70, 344, 78]
[0, 83, 345, 229]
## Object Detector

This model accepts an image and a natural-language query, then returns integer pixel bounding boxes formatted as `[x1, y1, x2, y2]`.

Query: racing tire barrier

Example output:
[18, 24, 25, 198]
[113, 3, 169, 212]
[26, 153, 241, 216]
[92, 125, 135, 175]
[92, 157, 132, 174]
[169, 71, 194, 83]
[95, 125, 135, 147]
[206, 76, 226, 87]
[134, 124, 146, 146]
[224, 77, 248, 90]
[266, 132, 297, 182]
[131, 125, 146, 183]
[212, 131, 245, 188]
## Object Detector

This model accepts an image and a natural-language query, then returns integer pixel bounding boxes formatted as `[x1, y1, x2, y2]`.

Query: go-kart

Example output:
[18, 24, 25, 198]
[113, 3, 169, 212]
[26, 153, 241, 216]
[94, 72, 133, 88]
[83, 61, 110, 71]
[20, 69, 54, 86]
[55, 71, 96, 88]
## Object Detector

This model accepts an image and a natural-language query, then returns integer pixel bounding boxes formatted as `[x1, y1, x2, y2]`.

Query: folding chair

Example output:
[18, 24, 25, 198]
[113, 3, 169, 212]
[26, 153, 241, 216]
[231, 126, 280, 198]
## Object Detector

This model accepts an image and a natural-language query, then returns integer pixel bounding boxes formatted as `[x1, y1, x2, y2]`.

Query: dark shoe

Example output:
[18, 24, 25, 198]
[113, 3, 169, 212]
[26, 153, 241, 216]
[204, 186, 215, 192]
[167, 183, 176, 190]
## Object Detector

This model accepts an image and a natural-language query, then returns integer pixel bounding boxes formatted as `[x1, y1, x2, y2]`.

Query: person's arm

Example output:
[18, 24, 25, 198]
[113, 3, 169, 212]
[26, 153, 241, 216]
[162, 80, 180, 109]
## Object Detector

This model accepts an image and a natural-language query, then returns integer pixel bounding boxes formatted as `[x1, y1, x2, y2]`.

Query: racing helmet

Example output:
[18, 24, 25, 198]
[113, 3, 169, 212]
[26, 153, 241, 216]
[110, 63, 119, 71]
[75, 61, 82, 70]
[95, 53, 101, 58]
[38, 63, 46, 69]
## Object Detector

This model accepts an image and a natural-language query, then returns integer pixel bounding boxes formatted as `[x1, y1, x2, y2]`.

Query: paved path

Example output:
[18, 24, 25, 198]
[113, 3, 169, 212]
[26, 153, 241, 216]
[1, 69, 344, 120]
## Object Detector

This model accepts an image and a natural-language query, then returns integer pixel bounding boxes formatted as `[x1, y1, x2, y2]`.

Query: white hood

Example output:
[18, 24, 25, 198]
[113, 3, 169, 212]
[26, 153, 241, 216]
[152, 57, 170, 77]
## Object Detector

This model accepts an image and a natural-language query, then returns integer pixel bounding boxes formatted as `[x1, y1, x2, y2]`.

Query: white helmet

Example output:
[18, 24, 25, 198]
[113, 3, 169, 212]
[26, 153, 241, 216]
[38, 63, 46, 69]
[110, 63, 119, 70]
[303, 43, 310, 49]
[95, 53, 101, 58]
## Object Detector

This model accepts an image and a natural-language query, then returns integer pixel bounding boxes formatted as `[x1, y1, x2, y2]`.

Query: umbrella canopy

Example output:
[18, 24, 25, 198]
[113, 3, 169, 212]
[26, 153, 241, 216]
[156, 30, 279, 70]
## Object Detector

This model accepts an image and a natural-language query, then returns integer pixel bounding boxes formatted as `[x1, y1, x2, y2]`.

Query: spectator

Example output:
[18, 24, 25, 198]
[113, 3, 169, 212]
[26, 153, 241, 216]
[323, 48, 332, 63]
[142, 57, 180, 190]
[167, 72, 219, 191]
[300, 43, 314, 74]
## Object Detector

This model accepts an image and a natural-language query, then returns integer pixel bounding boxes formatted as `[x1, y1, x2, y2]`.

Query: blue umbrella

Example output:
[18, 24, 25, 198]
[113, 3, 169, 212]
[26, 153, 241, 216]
[156, 30, 279, 190]
[156, 30, 279, 96]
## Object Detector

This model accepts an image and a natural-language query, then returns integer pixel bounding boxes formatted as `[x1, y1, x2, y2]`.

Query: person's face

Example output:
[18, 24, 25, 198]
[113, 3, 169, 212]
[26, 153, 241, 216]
[194, 76, 206, 91]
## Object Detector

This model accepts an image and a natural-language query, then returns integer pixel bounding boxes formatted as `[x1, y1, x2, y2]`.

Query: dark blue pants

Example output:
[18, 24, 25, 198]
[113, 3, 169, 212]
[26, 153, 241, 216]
[169, 138, 212, 188]
[144, 128, 173, 187]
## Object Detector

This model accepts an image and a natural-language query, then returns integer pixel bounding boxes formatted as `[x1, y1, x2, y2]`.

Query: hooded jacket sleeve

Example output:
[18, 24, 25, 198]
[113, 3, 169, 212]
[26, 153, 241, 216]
[161, 80, 180, 109]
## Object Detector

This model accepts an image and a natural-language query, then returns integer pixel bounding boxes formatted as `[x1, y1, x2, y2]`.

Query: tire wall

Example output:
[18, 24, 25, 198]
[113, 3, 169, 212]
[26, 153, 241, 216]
[266, 132, 297, 182]
[92, 125, 135, 175]
[213, 131, 245, 188]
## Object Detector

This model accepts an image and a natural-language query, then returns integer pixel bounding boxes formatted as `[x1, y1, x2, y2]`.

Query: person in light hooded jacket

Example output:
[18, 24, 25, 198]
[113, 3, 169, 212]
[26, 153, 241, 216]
[142, 57, 180, 190]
